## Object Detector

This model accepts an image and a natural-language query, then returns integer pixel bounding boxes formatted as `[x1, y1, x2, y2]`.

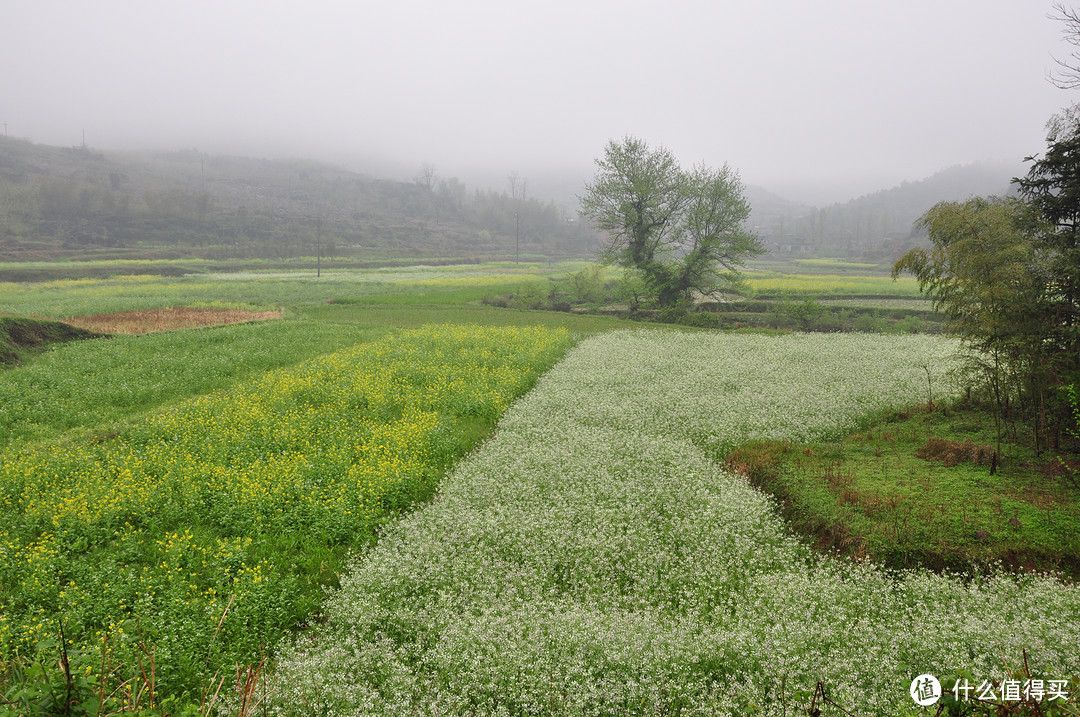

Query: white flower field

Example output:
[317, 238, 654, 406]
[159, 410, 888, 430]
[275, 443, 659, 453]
[269, 331, 1080, 715]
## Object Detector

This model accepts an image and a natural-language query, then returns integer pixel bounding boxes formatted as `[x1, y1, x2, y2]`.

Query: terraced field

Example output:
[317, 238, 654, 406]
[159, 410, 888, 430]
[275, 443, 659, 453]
[269, 331, 1079, 715]
[1, 262, 1077, 715]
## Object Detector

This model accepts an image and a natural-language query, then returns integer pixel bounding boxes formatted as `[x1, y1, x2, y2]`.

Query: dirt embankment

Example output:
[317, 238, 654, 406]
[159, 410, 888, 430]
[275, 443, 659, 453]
[0, 316, 104, 366]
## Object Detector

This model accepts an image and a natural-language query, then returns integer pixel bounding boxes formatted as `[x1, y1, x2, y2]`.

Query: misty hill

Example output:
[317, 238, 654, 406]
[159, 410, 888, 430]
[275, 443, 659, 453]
[743, 184, 809, 237]
[0, 136, 599, 263]
[755, 161, 1023, 260]
[0, 135, 1028, 266]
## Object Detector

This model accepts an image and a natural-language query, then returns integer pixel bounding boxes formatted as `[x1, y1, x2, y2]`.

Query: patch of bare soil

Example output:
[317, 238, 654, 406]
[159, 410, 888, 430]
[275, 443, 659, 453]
[63, 306, 283, 334]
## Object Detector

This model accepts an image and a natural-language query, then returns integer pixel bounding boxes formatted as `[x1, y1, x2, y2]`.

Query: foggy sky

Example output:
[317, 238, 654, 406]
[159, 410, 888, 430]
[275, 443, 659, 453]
[1, 0, 1073, 204]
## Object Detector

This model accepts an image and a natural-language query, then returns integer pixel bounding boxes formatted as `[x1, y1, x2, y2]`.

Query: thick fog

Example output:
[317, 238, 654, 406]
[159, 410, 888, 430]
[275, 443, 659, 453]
[0, 0, 1071, 204]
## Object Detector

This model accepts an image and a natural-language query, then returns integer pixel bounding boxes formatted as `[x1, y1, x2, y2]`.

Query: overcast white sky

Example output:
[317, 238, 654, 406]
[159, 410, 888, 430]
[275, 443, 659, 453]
[1, 0, 1074, 204]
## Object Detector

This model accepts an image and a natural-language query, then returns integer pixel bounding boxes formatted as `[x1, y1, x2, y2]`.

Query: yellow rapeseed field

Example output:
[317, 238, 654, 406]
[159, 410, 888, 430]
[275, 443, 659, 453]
[0, 323, 571, 695]
[742, 272, 921, 296]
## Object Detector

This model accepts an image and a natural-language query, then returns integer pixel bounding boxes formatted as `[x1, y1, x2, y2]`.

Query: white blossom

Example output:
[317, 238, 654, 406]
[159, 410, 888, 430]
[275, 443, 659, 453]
[269, 331, 1078, 716]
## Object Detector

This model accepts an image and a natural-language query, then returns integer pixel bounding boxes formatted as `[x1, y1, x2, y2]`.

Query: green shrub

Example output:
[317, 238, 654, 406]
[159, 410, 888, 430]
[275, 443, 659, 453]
[854, 312, 887, 333]
[679, 311, 725, 329]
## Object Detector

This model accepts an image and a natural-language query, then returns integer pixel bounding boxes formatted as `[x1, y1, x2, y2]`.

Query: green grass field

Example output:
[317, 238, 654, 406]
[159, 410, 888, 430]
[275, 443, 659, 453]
[730, 404, 1080, 578]
[740, 270, 923, 297]
[0, 261, 568, 319]
[0, 260, 1077, 715]
[0, 321, 388, 450]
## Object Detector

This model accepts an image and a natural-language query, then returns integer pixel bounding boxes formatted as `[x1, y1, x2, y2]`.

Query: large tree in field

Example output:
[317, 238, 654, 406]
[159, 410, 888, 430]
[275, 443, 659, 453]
[579, 136, 762, 308]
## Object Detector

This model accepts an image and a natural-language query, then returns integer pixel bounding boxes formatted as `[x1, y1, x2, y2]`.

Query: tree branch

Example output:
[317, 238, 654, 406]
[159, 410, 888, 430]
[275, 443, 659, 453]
[1049, 3, 1080, 88]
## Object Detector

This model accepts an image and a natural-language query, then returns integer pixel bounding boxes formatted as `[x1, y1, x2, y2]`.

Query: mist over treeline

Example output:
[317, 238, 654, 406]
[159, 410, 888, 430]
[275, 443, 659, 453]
[746, 161, 1023, 261]
[0, 134, 1021, 265]
[0, 136, 599, 264]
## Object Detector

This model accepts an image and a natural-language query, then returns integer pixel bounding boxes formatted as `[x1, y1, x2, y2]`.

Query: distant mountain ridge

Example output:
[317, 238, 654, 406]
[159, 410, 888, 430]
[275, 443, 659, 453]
[751, 161, 1023, 260]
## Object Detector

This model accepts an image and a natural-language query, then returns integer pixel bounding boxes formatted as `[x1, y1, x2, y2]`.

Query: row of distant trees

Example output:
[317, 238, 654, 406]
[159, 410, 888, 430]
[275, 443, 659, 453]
[412, 164, 596, 253]
[0, 179, 216, 249]
[0, 140, 600, 258]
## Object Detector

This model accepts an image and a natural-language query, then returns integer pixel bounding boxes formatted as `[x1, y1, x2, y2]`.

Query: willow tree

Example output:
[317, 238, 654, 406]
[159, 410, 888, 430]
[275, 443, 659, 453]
[579, 137, 762, 308]
[893, 197, 1052, 458]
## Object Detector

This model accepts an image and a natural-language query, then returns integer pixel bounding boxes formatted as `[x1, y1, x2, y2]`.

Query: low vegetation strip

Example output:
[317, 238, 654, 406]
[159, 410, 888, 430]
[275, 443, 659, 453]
[0, 324, 571, 701]
[742, 272, 923, 297]
[0, 262, 576, 320]
[271, 331, 1078, 715]
[554, 331, 963, 458]
[0, 320, 387, 450]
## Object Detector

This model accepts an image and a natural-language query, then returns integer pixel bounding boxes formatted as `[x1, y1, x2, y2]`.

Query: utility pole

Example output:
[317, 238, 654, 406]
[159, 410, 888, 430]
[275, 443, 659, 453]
[515, 212, 520, 264]
[316, 218, 322, 278]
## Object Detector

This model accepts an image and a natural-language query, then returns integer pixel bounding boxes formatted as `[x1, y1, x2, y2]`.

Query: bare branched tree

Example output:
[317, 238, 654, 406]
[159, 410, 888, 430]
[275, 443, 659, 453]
[1049, 3, 1080, 89]
[507, 171, 530, 201]
[415, 162, 437, 192]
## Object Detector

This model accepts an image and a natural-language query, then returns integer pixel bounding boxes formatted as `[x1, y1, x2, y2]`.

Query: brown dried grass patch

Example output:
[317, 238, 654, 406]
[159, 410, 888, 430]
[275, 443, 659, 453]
[915, 437, 996, 467]
[63, 306, 283, 335]
[726, 440, 791, 487]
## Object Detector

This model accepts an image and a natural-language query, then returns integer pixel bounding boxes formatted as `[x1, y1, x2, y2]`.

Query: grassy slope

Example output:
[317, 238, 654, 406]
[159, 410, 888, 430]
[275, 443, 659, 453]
[729, 402, 1080, 579]
[0, 316, 102, 367]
